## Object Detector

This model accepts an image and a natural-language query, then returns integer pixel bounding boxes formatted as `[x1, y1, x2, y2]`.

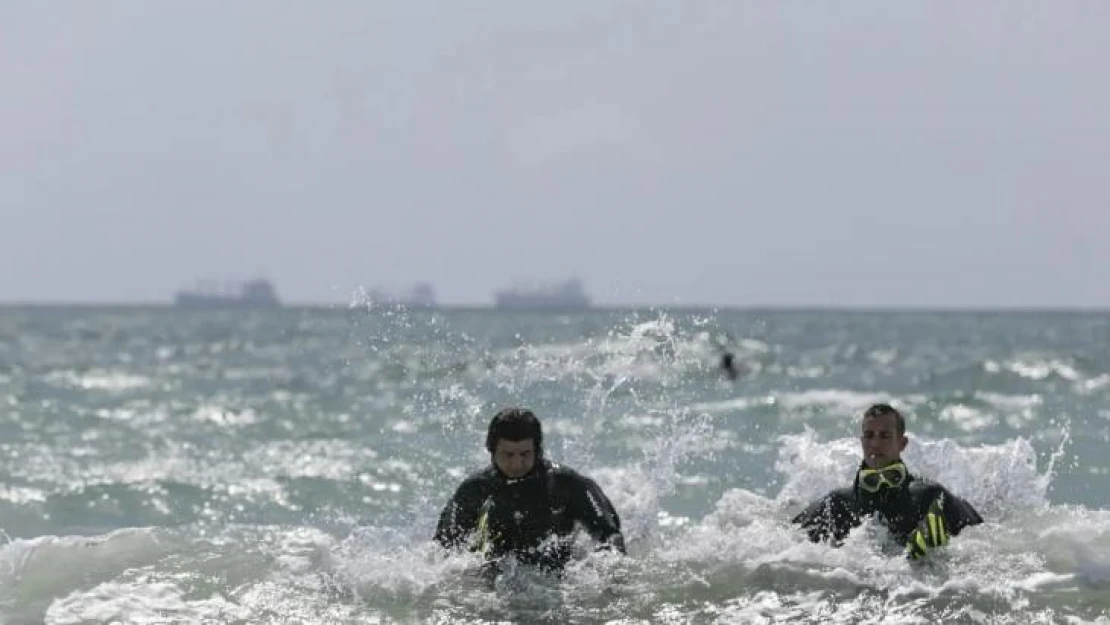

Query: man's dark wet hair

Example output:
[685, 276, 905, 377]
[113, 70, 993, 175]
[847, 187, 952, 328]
[486, 407, 543, 456]
[863, 403, 905, 435]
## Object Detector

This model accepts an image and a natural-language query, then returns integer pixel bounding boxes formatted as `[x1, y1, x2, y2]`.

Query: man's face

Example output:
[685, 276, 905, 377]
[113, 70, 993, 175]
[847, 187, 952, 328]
[860, 413, 907, 468]
[493, 438, 536, 479]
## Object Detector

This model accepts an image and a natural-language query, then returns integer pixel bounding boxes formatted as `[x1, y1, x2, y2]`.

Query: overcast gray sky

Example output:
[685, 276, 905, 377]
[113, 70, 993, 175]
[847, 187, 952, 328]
[2, 1, 1108, 307]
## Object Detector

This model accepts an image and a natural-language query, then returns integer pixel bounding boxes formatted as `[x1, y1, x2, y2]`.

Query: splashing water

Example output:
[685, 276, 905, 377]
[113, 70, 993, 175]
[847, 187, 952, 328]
[2, 308, 1110, 623]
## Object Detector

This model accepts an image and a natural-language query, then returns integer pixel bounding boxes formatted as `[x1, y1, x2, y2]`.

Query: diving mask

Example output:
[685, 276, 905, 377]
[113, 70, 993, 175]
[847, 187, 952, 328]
[857, 461, 908, 493]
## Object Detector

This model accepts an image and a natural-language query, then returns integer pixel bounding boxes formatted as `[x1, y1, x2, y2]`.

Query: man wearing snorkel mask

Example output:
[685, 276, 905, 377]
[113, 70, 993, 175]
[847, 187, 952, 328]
[434, 407, 626, 573]
[792, 403, 983, 560]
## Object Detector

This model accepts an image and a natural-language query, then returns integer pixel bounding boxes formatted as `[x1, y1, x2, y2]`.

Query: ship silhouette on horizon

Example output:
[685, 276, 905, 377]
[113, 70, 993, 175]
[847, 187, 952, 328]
[174, 278, 281, 309]
[493, 278, 591, 310]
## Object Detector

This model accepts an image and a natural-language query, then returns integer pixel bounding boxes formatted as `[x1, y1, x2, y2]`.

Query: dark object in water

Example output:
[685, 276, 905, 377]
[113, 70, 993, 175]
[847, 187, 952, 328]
[720, 351, 739, 380]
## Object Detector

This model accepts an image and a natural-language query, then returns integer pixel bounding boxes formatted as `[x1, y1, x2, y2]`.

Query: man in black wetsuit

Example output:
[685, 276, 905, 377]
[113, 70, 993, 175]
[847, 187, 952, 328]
[792, 403, 984, 560]
[434, 407, 626, 573]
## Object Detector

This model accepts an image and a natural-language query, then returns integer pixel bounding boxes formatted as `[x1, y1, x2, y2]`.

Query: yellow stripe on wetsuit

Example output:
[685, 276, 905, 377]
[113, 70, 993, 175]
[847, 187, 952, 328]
[927, 512, 948, 546]
[908, 501, 950, 559]
[472, 506, 499, 555]
[472, 508, 492, 554]
[914, 530, 927, 554]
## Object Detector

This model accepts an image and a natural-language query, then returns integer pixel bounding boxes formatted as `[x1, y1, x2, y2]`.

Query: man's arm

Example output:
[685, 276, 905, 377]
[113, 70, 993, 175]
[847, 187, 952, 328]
[905, 487, 984, 560]
[942, 490, 984, 536]
[566, 472, 626, 554]
[434, 477, 487, 550]
[791, 488, 859, 545]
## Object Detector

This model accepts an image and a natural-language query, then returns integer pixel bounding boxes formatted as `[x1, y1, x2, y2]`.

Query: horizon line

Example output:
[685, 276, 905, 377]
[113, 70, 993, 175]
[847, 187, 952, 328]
[0, 301, 1108, 314]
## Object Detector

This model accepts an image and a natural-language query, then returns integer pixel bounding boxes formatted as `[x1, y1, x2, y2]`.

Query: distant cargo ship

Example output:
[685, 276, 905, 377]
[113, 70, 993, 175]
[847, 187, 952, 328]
[174, 279, 281, 309]
[366, 283, 437, 309]
[494, 278, 591, 310]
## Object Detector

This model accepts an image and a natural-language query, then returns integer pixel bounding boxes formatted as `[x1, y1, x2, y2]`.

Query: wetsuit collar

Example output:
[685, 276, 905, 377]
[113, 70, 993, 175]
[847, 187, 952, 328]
[492, 459, 548, 485]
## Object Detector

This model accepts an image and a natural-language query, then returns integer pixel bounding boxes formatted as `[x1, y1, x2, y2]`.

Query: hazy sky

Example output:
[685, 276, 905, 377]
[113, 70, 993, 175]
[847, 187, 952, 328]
[3, 1, 1108, 307]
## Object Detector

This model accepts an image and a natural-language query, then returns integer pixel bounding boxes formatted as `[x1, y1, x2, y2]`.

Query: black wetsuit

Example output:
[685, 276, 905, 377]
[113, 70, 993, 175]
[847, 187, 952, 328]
[792, 462, 983, 548]
[434, 459, 626, 572]
[720, 352, 739, 380]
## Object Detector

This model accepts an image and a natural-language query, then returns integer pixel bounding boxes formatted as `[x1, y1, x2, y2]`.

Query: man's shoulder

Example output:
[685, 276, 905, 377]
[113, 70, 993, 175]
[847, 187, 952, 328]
[545, 462, 596, 488]
[793, 486, 857, 520]
[907, 476, 953, 498]
[457, 466, 498, 490]
[906, 475, 984, 526]
[815, 486, 857, 504]
[546, 460, 590, 478]
[906, 477, 973, 509]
